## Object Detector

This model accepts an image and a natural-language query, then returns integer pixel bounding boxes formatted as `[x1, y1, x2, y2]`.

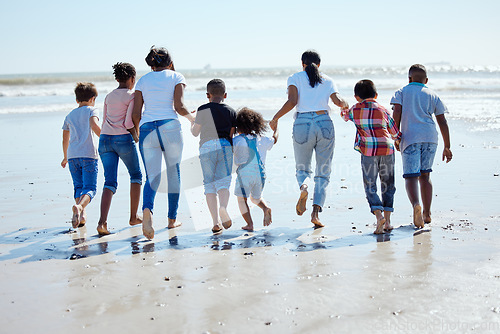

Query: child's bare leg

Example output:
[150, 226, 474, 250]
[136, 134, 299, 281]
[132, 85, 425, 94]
[296, 184, 308, 215]
[373, 209, 386, 234]
[142, 208, 154, 239]
[384, 211, 394, 231]
[311, 204, 324, 228]
[405, 177, 424, 228]
[129, 183, 142, 226]
[251, 197, 272, 226]
[419, 173, 433, 223]
[206, 193, 220, 228]
[72, 194, 91, 228]
[218, 188, 232, 229]
[97, 188, 113, 235]
[73, 197, 86, 227]
[237, 196, 254, 231]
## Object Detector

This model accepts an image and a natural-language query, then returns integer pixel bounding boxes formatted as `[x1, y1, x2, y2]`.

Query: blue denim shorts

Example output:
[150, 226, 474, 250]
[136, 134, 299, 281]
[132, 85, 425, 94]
[99, 134, 142, 193]
[234, 166, 265, 199]
[199, 139, 233, 194]
[68, 158, 98, 200]
[402, 142, 438, 178]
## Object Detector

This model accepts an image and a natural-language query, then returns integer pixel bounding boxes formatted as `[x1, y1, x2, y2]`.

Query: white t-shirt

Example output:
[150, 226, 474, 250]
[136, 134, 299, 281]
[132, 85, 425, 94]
[287, 71, 338, 113]
[233, 134, 274, 166]
[135, 69, 186, 126]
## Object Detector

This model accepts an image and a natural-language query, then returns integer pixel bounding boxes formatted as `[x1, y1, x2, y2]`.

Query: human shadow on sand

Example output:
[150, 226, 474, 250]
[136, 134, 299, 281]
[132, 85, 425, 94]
[0, 223, 430, 263]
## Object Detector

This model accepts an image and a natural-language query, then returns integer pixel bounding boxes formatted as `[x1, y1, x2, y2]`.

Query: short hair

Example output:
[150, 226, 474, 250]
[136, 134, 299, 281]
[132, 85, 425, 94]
[409, 64, 427, 82]
[207, 79, 226, 96]
[145, 46, 172, 68]
[74, 82, 98, 102]
[354, 79, 377, 100]
[235, 107, 267, 136]
[112, 62, 136, 83]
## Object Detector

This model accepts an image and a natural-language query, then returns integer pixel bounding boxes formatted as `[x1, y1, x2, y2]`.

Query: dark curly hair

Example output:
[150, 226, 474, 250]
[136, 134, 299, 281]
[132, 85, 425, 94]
[112, 62, 136, 83]
[145, 46, 173, 69]
[235, 107, 268, 136]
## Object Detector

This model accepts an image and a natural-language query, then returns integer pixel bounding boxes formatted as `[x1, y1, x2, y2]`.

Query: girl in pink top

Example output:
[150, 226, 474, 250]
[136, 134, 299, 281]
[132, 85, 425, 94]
[97, 63, 143, 235]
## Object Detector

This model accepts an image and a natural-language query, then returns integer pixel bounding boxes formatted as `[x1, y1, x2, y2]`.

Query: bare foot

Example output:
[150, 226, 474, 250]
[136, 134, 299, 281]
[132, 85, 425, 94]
[241, 224, 254, 232]
[423, 212, 432, 224]
[374, 216, 386, 234]
[129, 215, 143, 226]
[212, 224, 223, 235]
[142, 208, 154, 240]
[219, 207, 232, 229]
[296, 185, 308, 216]
[383, 211, 393, 231]
[78, 210, 86, 227]
[97, 222, 110, 236]
[263, 208, 272, 226]
[71, 204, 83, 228]
[413, 204, 424, 228]
[167, 218, 182, 229]
[311, 205, 324, 228]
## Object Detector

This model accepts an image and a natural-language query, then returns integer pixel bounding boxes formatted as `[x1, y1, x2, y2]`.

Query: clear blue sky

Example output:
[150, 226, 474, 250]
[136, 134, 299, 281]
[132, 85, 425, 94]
[1, 0, 499, 74]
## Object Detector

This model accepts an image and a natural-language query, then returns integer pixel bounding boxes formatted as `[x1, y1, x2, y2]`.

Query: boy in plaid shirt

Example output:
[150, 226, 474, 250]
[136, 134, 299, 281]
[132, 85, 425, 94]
[341, 80, 401, 234]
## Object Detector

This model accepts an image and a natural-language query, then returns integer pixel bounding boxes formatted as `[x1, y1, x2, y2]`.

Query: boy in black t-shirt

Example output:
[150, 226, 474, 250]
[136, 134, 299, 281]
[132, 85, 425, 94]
[191, 79, 237, 234]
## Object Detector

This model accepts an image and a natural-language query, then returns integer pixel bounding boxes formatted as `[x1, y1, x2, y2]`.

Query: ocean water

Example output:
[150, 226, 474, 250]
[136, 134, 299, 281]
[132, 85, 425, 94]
[1, 65, 500, 130]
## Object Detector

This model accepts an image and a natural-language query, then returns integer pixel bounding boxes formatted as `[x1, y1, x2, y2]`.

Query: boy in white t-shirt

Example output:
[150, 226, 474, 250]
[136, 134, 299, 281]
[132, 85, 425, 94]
[61, 82, 101, 228]
[233, 108, 278, 232]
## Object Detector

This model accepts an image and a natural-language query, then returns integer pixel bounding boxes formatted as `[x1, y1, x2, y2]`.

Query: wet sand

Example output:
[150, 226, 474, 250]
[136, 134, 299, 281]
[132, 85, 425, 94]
[1, 111, 500, 333]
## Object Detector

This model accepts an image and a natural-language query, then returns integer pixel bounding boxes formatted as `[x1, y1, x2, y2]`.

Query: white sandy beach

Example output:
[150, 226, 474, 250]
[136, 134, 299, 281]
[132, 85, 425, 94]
[1, 110, 500, 333]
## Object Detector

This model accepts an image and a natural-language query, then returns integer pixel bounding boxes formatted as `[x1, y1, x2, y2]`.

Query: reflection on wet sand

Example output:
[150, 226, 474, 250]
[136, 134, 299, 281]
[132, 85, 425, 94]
[0, 222, 430, 263]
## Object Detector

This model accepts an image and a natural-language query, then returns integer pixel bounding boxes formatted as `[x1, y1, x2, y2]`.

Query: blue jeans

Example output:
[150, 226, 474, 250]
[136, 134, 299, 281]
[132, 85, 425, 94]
[98, 134, 142, 193]
[199, 139, 233, 194]
[293, 112, 335, 208]
[361, 154, 396, 213]
[402, 142, 438, 178]
[68, 158, 98, 201]
[139, 119, 183, 219]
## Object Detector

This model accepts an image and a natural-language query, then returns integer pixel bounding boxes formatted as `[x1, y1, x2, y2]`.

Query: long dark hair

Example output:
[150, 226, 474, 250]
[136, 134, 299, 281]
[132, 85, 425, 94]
[145, 46, 174, 70]
[301, 50, 322, 88]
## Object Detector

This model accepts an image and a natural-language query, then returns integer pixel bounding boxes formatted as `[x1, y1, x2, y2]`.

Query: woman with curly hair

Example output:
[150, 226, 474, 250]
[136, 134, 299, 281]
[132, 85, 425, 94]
[132, 46, 195, 240]
[97, 62, 142, 235]
[233, 107, 278, 231]
[270, 50, 348, 228]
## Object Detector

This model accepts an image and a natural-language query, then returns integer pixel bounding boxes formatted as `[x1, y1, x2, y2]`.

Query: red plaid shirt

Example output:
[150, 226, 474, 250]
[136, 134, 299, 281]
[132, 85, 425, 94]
[341, 99, 401, 156]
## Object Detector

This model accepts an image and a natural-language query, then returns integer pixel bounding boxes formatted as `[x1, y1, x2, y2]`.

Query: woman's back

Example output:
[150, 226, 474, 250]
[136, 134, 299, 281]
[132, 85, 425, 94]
[135, 70, 185, 125]
[288, 71, 337, 113]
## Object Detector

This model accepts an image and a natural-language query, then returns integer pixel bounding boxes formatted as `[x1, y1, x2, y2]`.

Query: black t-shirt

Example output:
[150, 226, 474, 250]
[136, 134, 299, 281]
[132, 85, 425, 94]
[195, 102, 237, 146]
